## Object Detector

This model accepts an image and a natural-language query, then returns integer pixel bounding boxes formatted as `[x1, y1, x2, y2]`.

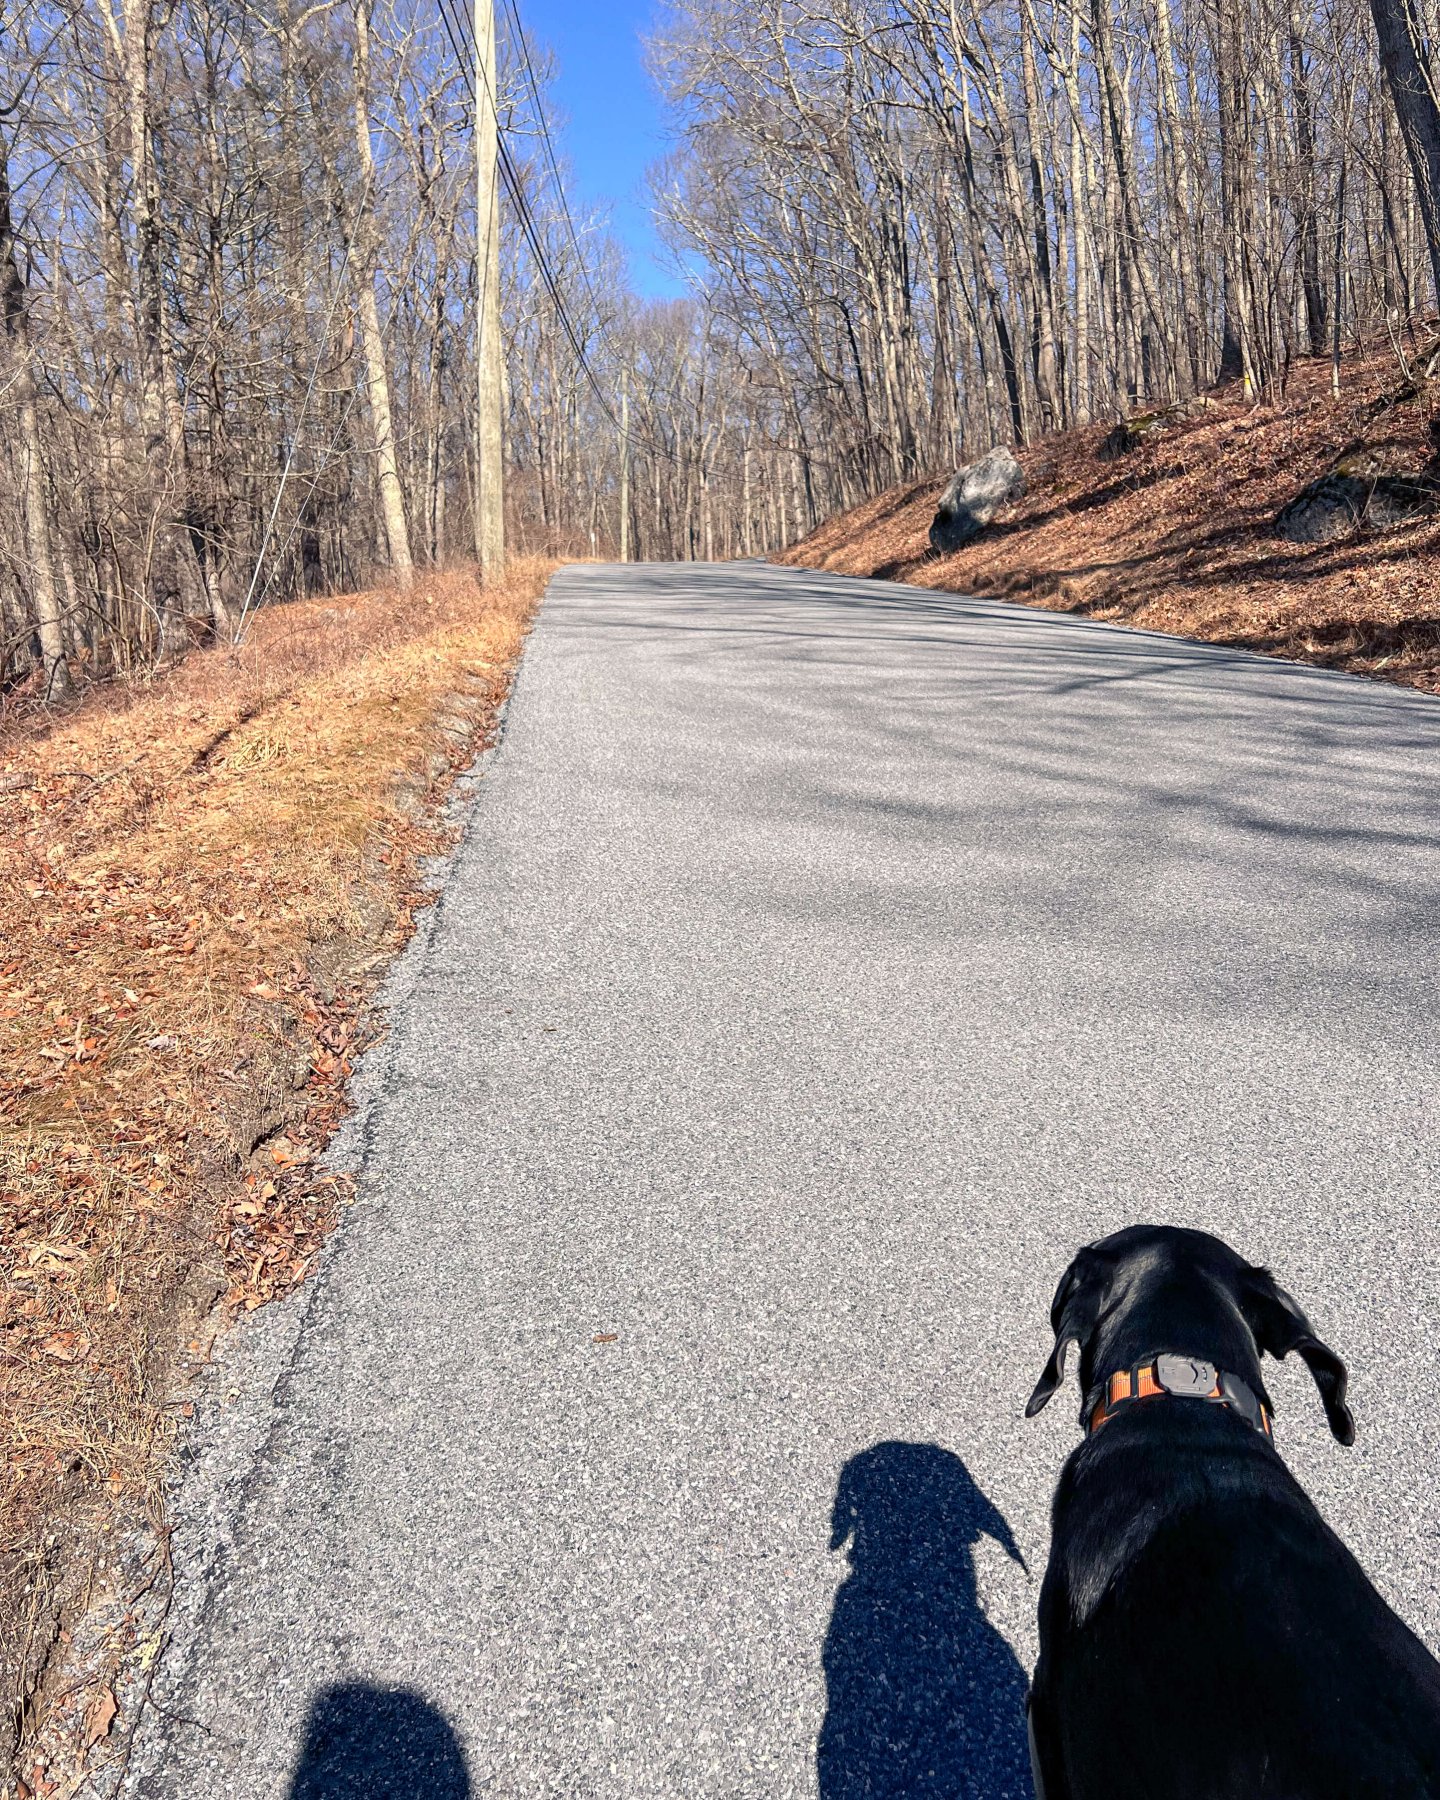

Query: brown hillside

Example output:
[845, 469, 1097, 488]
[0, 562, 549, 1790]
[777, 348, 1440, 695]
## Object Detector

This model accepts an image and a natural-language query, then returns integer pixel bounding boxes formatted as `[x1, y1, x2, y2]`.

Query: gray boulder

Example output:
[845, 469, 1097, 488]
[1275, 471, 1440, 544]
[1274, 475, 1368, 544]
[929, 447, 1025, 553]
[1367, 474, 1440, 530]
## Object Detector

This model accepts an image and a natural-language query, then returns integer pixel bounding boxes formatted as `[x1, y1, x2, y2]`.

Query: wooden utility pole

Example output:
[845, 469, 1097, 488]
[474, 0, 505, 581]
[618, 372, 630, 562]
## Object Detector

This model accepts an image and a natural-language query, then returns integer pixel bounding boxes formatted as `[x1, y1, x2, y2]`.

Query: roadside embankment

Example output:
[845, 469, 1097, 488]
[0, 560, 550, 1793]
[777, 349, 1440, 694]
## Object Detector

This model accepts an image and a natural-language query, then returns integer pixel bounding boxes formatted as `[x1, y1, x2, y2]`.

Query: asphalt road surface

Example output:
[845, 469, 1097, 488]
[124, 561, 1440, 1799]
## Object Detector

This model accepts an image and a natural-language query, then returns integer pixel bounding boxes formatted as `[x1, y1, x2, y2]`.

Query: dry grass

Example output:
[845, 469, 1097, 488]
[778, 347, 1440, 693]
[0, 559, 551, 1793]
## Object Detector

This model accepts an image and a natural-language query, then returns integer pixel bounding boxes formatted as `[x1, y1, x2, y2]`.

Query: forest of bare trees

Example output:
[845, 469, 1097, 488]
[0, 0, 765, 694]
[655, 0, 1440, 507]
[3, 0, 1440, 693]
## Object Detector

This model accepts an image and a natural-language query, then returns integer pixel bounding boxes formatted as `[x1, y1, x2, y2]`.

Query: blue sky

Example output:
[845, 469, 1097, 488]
[517, 0, 686, 298]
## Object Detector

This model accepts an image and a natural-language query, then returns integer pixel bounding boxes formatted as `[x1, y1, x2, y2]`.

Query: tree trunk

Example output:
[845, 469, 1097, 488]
[1214, 0, 1269, 394]
[1091, 0, 1172, 394]
[1152, 0, 1206, 386]
[1369, 0, 1440, 305]
[1, 139, 70, 695]
[1287, 0, 1327, 355]
[351, 0, 414, 586]
[1020, 0, 1062, 429]
[107, 0, 203, 653]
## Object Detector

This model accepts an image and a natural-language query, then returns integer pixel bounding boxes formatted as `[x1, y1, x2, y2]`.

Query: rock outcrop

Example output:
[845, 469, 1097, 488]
[1274, 475, 1369, 544]
[1275, 457, 1440, 544]
[1097, 397, 1213, 460]
[929, 448, 1025, 553]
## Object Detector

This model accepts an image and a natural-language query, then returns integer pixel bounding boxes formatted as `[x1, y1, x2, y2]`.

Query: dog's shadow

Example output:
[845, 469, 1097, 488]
[819, 1441, 1033, 1800]
[287, 1682, 471, 1797]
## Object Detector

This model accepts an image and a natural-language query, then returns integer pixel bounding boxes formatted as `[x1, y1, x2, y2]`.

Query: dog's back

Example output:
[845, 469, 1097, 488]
[1035, 1408, 1440, 1799]
[1027, 1228, 1440, 1800]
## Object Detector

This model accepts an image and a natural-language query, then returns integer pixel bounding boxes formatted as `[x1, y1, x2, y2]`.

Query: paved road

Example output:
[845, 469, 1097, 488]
[125, 562, 1440, 1799]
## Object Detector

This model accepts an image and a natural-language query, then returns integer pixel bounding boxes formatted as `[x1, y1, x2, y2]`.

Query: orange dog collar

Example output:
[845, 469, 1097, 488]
[1087, 1354, 1273, 1440]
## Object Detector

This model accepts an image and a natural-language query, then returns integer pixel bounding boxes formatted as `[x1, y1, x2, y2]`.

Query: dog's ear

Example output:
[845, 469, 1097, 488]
[1026, 1249, 1106, 1419]
[1242, 1266, 1355, 1445]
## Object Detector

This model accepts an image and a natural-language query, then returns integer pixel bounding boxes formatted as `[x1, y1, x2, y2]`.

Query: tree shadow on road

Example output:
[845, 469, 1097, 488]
[819, 1441, 1033, 1800]
[287, 1682, 470, 1798]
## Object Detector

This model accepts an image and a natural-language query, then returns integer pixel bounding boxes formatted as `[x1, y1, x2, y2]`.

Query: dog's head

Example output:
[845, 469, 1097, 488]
[1025, 1225, 1354, 1443]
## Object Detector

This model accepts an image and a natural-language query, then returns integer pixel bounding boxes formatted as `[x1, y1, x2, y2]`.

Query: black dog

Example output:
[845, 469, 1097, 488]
[1025, 1224, 1440, 1799]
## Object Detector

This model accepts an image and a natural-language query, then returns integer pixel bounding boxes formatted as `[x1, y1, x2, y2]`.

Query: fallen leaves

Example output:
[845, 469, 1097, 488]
[82, 1687, 117, 1753]
[26, 1243, 86, 1274]
[0, 559, 551, 1784]
[781, 341, 1440, 695]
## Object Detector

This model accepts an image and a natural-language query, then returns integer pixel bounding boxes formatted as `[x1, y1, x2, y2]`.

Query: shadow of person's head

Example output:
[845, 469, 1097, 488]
[819, 1441, 1032, 1800]
[829, 1440, 1026, 1572]
[287, 1682, 470, 1799]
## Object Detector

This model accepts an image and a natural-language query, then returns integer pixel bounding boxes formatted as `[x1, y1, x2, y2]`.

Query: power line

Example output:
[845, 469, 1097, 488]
[436, 0, 690, 468]
[500, 0, 610, 332]
[499, 0, 692, 469]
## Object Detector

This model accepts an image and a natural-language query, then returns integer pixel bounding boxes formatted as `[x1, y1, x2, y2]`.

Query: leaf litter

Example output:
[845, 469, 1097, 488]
[0, 559, 551, 1793]
[779, 344, 1440, 694]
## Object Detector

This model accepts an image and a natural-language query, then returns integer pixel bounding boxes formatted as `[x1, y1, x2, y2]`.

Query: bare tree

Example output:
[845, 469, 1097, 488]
[1368, 0, 1440, 302]
[0, 77, 68, 693]
[1, 0, 1437, 698]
